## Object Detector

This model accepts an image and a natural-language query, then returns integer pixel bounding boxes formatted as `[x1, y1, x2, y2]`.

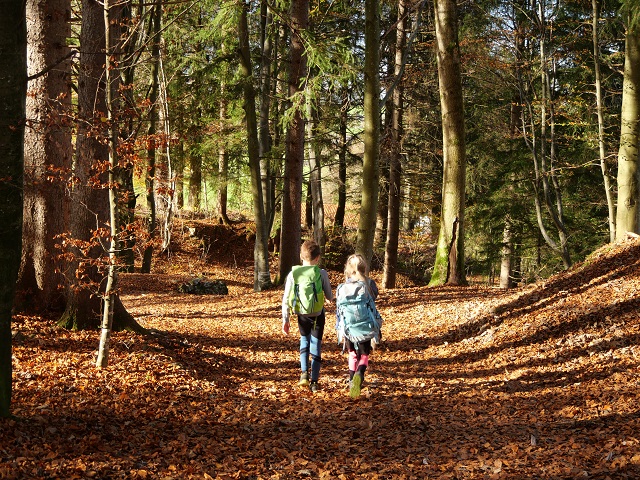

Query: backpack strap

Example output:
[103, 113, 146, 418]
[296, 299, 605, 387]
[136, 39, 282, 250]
[292, 283, 300, 313]
[312, 278, 319, 306]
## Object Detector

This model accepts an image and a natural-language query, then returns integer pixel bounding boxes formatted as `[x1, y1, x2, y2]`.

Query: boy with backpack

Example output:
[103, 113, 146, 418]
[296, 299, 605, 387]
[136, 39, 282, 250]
[281, 240, 334, 393]
[336, 254, 383, 399]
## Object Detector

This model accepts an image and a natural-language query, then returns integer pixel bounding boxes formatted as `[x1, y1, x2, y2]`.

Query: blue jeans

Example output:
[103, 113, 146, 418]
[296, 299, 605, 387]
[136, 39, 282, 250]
[298, 311, 325, 382]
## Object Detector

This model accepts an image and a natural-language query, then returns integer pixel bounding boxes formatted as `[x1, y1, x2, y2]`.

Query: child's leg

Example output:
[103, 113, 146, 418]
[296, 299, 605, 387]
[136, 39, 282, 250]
[298, 317, 312, 375]
[356, 341, 373, 380]
[348, 343, 364, 399]
[348, 345, 358, 379]
[309, 312, 326, 383]
[299, 335, 310, 372]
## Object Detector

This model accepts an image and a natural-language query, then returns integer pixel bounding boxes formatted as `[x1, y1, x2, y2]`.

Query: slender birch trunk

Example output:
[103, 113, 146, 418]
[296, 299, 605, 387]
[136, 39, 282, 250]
[96, 0, 118, 368]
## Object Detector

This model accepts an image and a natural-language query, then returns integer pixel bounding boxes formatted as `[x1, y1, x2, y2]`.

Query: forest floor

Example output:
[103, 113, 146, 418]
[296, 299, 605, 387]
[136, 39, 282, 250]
[3, 221, 640, 479]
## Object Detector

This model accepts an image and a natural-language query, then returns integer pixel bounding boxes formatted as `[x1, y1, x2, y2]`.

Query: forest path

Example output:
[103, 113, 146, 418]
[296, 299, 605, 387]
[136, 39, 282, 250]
[4, 235, 640, 479]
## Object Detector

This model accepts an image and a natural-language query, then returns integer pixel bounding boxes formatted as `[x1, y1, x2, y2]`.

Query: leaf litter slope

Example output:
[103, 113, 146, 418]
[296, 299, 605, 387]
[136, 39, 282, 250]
[3, 226, 640, 479]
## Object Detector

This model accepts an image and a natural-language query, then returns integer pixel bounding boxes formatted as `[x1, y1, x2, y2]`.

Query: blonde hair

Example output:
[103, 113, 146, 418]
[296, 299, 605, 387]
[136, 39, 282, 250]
[344, 254, 369, 282]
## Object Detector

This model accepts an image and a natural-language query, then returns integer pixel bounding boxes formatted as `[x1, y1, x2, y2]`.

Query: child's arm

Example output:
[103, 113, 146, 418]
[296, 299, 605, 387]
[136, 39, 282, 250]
[320, 269, 334, 303]
[281, 274, 293, 334]
[368, 278, 379, 300]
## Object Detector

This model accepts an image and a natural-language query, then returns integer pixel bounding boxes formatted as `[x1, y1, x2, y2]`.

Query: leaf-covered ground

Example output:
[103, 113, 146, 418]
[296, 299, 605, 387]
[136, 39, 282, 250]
[3, 225, 640, 479]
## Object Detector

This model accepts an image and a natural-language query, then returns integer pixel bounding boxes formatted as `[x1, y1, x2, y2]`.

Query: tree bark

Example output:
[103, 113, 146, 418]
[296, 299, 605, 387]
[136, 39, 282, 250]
[175, 141, 185, 209]
[96, 0, 119, 367]
[356, 0, 381, 266]
[615, 12, 640, 239]
[307, 100, 325, 252]
[429, 0, 467, 286]
[188, 147, 202, 212]
[60, 0, 109, 330]
[527, 2, 571, 268]
[592, 0, 616, 242]
[238, 0, 271, 291]
[19, 0, 72, 313]
[383, 0, 406, 289]
[500, 216, 514, 289]
[59, 0, 142, 333]
[278, 0, 308, 282]
[334, 89, 348, 228]
[0, 0, 26, 417]
[114, 1, 142, 273]
[218, 93, 230, 225]
[259, 0, 274, 233]
[141, 1, 162, 274]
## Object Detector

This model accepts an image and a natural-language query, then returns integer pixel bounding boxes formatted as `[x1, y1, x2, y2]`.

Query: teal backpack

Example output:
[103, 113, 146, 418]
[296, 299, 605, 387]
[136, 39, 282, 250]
[336, 281, 382, 347]
[288, 265, 325, 315]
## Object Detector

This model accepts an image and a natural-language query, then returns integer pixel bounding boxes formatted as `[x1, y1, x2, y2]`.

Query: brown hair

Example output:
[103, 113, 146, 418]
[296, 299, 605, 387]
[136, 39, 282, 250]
[300, 239, 321, 262]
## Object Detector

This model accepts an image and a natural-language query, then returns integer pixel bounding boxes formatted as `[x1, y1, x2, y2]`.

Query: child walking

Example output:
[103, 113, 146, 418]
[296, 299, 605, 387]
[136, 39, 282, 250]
[336, 254, 382, 399]
[281, 240, 334, 393]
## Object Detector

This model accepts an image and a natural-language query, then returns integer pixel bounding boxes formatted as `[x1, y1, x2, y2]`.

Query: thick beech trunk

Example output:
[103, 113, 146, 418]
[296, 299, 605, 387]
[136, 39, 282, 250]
[429, 0, 467, 286]
[615, 13, 640, 239]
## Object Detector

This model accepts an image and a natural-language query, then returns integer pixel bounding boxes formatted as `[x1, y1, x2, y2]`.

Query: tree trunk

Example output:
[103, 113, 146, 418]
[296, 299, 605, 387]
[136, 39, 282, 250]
[334, 89, 348, 228]
[60, 0, 109, 330]
[19, 0, 72, 313]
[59, 0, 143, 333]
[0, 0, 26, 418]
[383, 0, 406, 289]
[218, 94, 231, 225]
[307, 101, 325, 252]
[592, 0, 616, 242]
[188, 147, 202, 212]
[141, 1, 162, 274]
[615, 12, 640, 239]
[305, 180, 313, 229]
[238, 0, 271, 291]
[278, 0, 308, 282]
[528, 2, 571, 268]
[429, 0, 467, 286]
[259, 0, 274, 233]
[376, 110, 390, 250]
[115, 1, 142, 273]
[159, 49, 174, 252]
[175, 141, 185, 209]
[96, 0, 119, 367]
[499, 216, 514, 289]
[356, 0, 381, 266]
[376, 52, 394, 251]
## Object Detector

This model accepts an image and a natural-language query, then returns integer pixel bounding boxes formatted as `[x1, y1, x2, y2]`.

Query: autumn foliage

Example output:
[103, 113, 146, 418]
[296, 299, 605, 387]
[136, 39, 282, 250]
[2, 224, 640, 479]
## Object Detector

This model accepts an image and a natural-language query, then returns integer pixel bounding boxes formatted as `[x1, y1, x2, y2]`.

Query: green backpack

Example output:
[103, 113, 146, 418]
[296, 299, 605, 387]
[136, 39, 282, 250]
[288, 265, 325, 315]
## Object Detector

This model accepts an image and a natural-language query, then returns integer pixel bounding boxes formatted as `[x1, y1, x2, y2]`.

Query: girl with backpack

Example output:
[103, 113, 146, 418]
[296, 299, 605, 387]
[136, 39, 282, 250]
[335, 254, 382, 399]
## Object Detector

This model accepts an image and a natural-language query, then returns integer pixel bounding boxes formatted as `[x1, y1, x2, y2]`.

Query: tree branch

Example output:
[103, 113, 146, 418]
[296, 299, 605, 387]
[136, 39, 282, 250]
[27, 49, 78, 82]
